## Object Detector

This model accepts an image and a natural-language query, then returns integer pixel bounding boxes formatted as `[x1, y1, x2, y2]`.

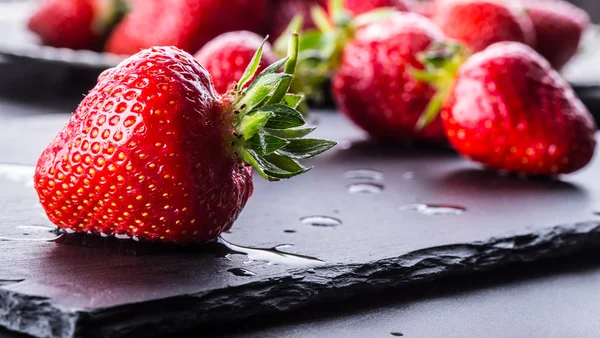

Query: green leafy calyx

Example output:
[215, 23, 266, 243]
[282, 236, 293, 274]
[273, 0, 395, 103]
[412, 42, 469, 130]
[227, 33, 337, 181]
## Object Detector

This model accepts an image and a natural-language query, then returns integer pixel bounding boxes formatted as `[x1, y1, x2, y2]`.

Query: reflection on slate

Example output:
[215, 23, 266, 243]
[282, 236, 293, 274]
[1, 110, 600, 338]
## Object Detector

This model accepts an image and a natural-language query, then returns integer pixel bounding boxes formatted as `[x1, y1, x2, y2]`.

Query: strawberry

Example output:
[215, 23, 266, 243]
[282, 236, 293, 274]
[27, 0, 127, 50]
[418, 42, 596, 175]
[336, 0, 416, 16]
[105, 0, 269, 55]
[432, 0, 535, 53]
[521, 0, 589, 70]
[330, 12, 448, 142]
[267, 0, 328, 42]
[34, 35, 335, 244]
[195, 31, 278, 95]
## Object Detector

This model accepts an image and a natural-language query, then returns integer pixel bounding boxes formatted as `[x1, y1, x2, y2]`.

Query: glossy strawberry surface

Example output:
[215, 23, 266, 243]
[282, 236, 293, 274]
[106, 0, 268, 55]
[522, 0, 589, 70]
[195, 31, 277, 95]
[332, 12, 447, 142]
[442, 42, 596, 175]
[34, 47, 253, 243]
[433, 0, 535, 53]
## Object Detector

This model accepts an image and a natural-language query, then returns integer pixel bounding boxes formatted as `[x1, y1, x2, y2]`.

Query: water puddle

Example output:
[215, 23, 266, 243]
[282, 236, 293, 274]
[218, 237, 325, 267]
[399, 204, 466, 216]
[347, 182, 384, 194]
[300, 216, 342, 227]
[344, 169, 384, 181]
[227, 268, 257, 277]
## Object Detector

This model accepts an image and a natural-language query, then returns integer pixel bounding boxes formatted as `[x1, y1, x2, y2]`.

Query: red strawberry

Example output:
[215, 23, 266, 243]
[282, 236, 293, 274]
[195, 31, 278, 95]
[267, 0, 328, 42]
[105, 0, 269, 55]
[521, 0, 589, 70]
[332, 12, 448, 142]
[433, 0, 535, 53]
[337, 0, 416, 16]
[34, 36, 335, 244]
[28, 0, 126, 50]
[423, 42, 596, 175]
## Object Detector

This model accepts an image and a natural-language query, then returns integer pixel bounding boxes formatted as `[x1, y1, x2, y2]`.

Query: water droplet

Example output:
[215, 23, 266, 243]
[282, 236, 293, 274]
[0, 232, 65, 242]
[284, 229, 297, 233]
[15, 225, 55, 233]
[403, 171, 415, 180]
[100, 232, 109, 238]
[114, 233, 131, 240]
[228, 268, 257, 277]
[390, 332, 404, 337]
[339, 140, 352, 150]
[65, 228, 76, 234]
[218, 238, 325, 267]
[307, 269, 316, 274]
[347, 182, 384, 194]
[0, 163, 35, 187]
[399, 204, 466, 216]
[132, 236, 140, 242]
[344, 169, 384, 181]
[301, 216, 342, 227]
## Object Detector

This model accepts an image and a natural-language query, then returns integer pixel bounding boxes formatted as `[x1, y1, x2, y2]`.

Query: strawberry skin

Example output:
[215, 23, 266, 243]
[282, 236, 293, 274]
[522, 0, 589, 70]
[338, 0, 416, 16]
[195, 31, 278, 95]
[433, 0, 535, 53]
[442, 42, 596, 175]
[332, 12, 447, 142]
[106, 0, 269, 55]
[34, 47, 252, 243]
[28, 0, 123, 50]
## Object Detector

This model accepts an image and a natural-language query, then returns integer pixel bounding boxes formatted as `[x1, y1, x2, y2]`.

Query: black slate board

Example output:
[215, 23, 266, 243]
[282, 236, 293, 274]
[1, 109, 600, 338]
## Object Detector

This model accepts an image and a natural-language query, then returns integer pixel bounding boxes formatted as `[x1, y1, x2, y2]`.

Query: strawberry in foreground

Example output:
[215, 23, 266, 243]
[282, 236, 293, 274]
[34, 34, 336, 244]
[417, 42, 596, 175]
[522, 0, 590, 71]
[106, 0, 269, 55]
[300, 0, 448, 142]
[28, 0, 127, 50]
[432, 0, 535, 53]
[195, 31, 278, 95]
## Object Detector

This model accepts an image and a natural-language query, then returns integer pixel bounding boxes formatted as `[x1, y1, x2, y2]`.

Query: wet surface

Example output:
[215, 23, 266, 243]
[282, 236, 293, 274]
[2, 113, 600, 338]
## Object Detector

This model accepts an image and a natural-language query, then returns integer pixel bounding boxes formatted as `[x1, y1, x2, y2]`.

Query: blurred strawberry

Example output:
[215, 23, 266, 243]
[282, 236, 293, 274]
[267, 0, 328, 42]
[332, 12, 448, 142]
[433, 0, 535, 53]
[336, 0, 416, 16]
[521, 0, 589, 70]
[195, 31, 278, 94]
[28, 0, 127, 50]
[106, 0, 269, 55]
[417, 42, 596, 175]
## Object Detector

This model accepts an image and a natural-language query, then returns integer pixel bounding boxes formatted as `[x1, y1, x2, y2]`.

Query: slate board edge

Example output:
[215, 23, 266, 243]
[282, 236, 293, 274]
[1, 221, 600, 338]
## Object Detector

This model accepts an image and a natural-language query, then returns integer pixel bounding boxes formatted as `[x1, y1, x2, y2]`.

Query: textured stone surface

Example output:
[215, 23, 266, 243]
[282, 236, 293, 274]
[1, 109, 600, 338]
